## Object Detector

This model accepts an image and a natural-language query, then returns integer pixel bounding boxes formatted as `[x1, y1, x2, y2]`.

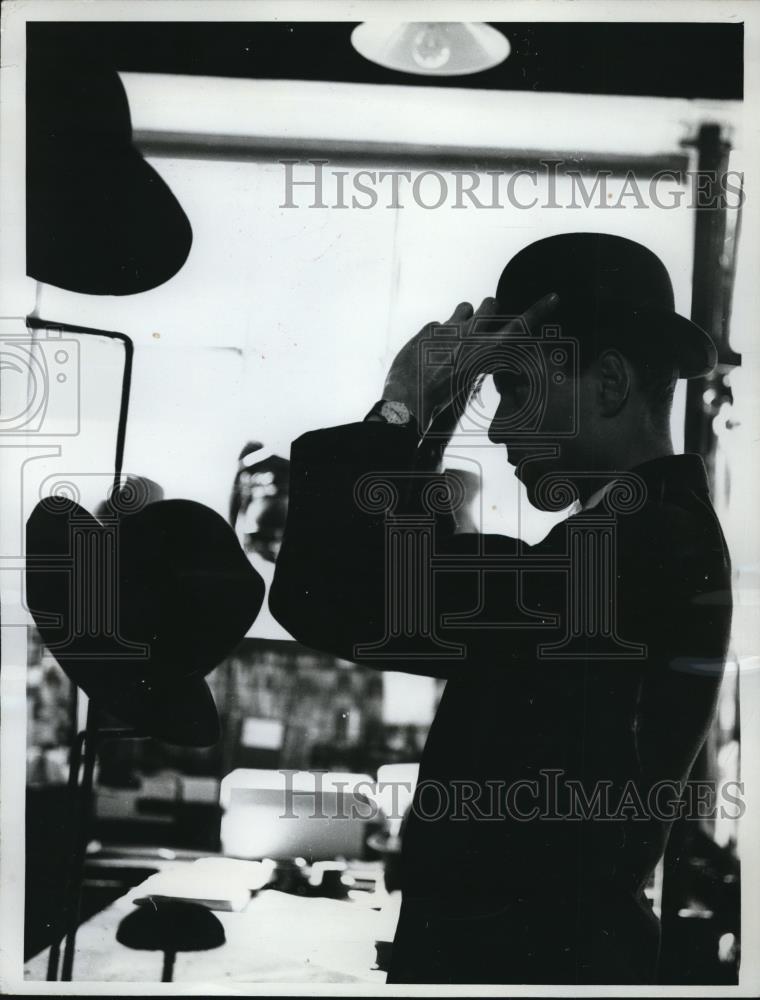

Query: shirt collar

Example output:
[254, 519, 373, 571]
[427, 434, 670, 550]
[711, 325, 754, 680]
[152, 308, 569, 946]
[566, 454, 709, 517]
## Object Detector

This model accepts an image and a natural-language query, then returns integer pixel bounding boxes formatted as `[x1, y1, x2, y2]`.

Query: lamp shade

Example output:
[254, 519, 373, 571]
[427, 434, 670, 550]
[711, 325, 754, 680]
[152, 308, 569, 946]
[351, 22, 510, 77]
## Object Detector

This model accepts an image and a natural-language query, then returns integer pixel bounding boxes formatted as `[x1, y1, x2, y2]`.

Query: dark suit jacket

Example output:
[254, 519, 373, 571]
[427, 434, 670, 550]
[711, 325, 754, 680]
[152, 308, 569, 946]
[270, 421, 733, 985]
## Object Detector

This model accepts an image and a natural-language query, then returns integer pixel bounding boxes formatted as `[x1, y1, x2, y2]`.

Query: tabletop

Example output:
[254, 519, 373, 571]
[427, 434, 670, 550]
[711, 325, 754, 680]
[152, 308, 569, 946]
[25, 878, 400, 985]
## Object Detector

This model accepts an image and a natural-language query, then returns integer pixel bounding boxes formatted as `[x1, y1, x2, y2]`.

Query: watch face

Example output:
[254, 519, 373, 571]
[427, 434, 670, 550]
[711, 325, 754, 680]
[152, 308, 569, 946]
[381, 400, 410, 425]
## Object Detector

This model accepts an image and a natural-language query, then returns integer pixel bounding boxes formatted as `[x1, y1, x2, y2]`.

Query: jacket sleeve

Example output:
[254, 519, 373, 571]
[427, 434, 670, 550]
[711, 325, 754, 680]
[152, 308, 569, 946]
[269, 421, 557, 678]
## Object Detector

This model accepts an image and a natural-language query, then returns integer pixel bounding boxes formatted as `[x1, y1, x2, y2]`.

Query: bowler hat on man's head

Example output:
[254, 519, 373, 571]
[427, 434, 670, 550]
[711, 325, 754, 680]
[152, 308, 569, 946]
[495, 233, 717, 378]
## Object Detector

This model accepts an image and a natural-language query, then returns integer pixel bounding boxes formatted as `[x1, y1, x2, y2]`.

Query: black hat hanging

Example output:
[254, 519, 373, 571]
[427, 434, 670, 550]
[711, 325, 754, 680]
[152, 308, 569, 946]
[27, 484, 265, 747]
[27, 27, 192, 295]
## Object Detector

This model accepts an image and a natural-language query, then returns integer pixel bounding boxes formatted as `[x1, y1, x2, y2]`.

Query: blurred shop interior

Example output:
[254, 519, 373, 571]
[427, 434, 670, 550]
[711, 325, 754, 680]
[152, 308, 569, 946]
[17, 20, 756, 986]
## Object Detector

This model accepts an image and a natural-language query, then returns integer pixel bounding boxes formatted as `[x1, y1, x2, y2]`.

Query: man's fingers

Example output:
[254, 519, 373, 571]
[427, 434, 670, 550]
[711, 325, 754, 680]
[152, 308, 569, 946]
[460, 292, 560, 339]
[442, 298, 496, 330]
[445, 301, 474, 324]
[466, 297, 498, 325]
[454, 291, 560, 380]
[476, 296, 498, 315]
[461, 296, 501, 339]
[520, 291, 560, 332]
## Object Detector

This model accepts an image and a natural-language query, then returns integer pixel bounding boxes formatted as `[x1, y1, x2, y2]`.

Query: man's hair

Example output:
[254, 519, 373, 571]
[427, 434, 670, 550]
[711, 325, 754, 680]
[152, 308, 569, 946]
[578, 326, 678, 433]
[630, 353, 678, 426]
[626, 355, 678, 432]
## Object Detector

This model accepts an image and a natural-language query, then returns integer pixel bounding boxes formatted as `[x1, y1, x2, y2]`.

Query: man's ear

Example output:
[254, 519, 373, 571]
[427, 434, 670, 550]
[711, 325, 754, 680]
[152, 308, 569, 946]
[596, 349, 631, 416]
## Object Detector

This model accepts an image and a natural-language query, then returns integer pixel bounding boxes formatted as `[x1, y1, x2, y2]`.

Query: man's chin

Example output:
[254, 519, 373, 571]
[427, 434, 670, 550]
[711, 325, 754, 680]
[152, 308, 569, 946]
[511, 463, 542, 507]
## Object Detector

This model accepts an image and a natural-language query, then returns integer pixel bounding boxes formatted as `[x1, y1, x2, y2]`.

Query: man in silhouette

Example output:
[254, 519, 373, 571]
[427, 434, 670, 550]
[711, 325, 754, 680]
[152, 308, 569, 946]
[270, 234, 732, 984]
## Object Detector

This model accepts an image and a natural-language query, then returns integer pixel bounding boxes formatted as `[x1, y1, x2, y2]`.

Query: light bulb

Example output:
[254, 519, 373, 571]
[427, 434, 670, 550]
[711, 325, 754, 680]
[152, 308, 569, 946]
[411, 24, 451, 71]
[352, 21, 510, 77]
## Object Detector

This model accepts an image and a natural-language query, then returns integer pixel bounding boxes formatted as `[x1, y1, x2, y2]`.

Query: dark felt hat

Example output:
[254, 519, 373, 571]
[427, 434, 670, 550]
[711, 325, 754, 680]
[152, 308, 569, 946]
[26, 494, 265, 747]
[26, 30, 192, 295]
[495, 233, 717, 378]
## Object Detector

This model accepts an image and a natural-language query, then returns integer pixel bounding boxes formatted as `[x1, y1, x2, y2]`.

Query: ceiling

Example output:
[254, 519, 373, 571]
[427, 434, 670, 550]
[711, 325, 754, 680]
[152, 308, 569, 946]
[29, 21, 742, 101]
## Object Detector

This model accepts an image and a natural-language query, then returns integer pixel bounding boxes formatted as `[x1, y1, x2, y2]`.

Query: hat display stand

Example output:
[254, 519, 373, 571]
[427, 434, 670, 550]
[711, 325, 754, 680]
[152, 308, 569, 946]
[25, 317, 137, 981]
[46, 704, 149, 982]
[116, 900, 226, 982]
[24, 319, 265, 981]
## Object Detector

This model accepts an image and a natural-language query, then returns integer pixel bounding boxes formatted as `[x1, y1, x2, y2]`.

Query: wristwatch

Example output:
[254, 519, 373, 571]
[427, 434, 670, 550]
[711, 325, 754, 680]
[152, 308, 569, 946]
[365, 399, 421, 436]
[366, 399, 411, 424]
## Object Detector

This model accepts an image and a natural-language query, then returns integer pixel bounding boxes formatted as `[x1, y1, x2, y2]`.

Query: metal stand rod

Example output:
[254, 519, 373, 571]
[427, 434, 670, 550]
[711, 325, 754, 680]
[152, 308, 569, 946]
[45, 699, 147, 981]
[34, 317, 136, 980]
[60, 701, 100, 981]
[45, 727, 86, 981]
[161, 949, 176, 983]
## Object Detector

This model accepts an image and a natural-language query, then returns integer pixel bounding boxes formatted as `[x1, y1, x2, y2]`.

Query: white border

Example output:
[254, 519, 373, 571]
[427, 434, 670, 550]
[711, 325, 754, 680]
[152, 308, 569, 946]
[2, 2, 758, 997]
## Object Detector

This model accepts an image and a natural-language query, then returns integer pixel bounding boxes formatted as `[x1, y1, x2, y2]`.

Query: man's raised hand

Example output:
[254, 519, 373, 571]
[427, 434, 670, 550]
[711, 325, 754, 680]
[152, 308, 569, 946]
[382, 292, 559, 440]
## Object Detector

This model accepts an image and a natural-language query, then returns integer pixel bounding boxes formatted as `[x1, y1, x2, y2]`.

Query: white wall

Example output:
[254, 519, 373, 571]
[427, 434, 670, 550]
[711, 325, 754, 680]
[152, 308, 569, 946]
[33, 76, 703, 540]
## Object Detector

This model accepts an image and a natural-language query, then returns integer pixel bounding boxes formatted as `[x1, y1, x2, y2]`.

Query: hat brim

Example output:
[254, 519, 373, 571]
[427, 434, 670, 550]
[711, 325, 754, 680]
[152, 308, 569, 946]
[27, 145, 192, 296]
[632, 307, 717, 379]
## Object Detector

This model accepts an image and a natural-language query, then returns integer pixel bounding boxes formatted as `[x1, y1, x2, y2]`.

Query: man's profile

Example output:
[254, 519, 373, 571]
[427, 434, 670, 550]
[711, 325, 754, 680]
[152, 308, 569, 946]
[270, 233, 733, 985]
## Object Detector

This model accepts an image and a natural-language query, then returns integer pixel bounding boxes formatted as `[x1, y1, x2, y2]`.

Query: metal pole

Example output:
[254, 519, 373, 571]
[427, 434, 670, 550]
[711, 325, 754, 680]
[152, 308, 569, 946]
[45, 727, 85, 981]
[660, 121, 742, 982]
[60, 701, 100, 981]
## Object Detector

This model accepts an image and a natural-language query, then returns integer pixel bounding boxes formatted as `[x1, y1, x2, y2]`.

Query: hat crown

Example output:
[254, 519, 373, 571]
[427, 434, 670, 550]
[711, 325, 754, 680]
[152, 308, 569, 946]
[496, 233, 676, 324]
[495, 232, 717, 378]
